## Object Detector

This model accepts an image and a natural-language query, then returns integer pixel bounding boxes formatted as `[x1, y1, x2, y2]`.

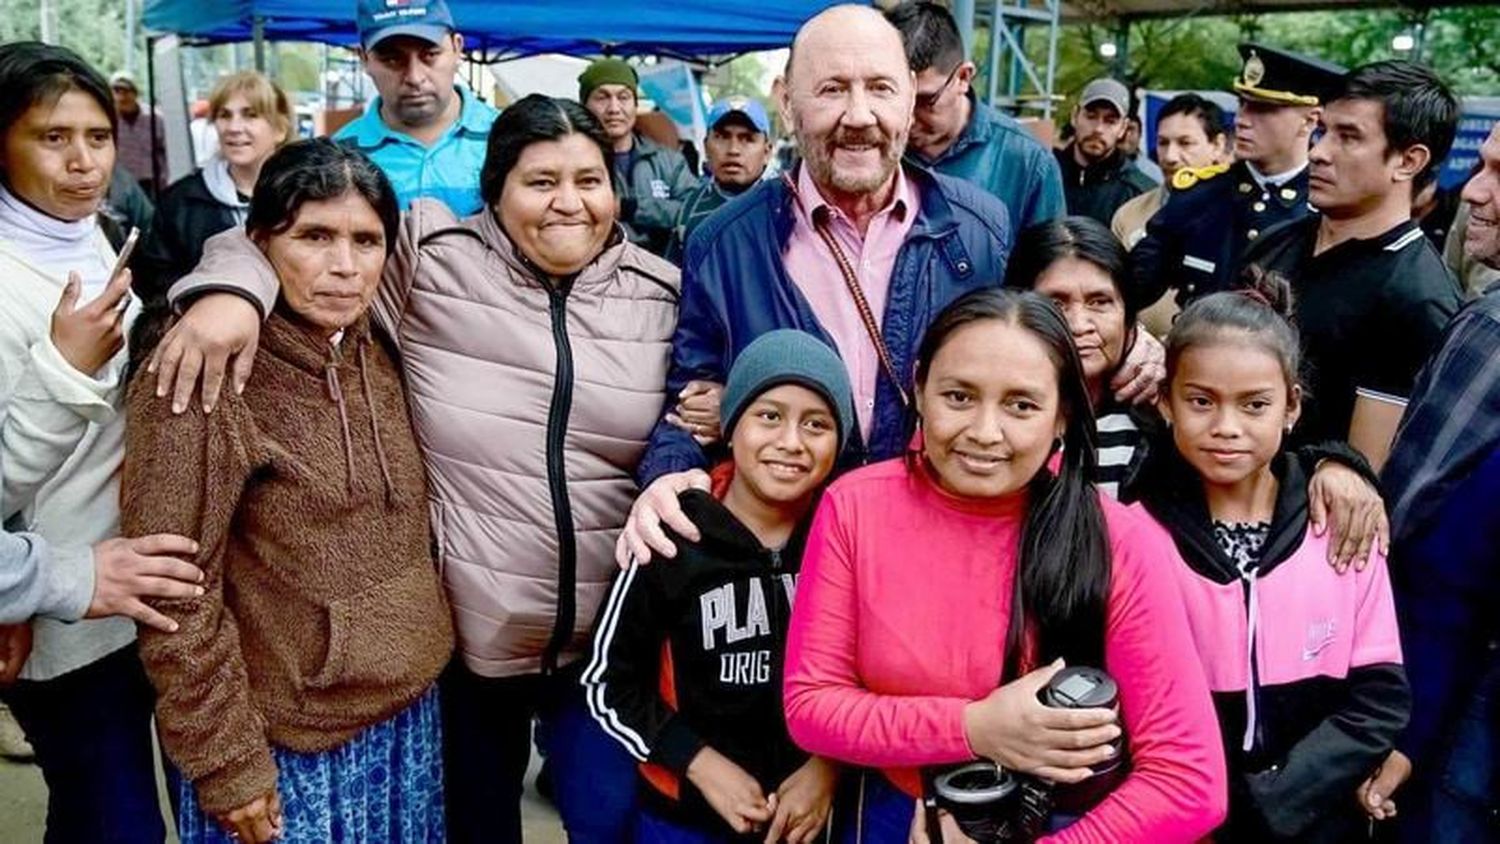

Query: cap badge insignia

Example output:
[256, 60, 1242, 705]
[1243, 53, 1266, 87]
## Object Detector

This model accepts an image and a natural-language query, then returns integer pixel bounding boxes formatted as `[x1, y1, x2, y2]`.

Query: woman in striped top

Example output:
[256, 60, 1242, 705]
[1005, 216, 1151, 497]
[1005, 217, 1390, 568]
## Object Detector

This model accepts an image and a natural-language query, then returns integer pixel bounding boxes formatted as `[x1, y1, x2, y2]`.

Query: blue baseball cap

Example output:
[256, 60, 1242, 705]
[707, 96, 771, 136]
[357, 0, 455, 51]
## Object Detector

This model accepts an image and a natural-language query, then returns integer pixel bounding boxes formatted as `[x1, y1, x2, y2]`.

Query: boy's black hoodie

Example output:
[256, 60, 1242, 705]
[584, 488, 811, 833]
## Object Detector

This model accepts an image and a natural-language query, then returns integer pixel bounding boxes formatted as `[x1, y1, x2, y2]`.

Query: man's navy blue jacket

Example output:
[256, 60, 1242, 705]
[636, 164, 1013, 485]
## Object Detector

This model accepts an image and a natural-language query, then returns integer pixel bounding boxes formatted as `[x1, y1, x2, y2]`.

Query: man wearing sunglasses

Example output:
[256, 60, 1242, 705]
[886, 1, 1064, 231]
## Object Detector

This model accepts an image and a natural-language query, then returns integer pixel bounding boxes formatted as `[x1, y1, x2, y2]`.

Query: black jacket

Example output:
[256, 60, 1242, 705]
[132, 170, 240, 313]
[584, 489, 809, 832]
[1054, 145, 1155, 226]
[1130, 438, 1409, 842]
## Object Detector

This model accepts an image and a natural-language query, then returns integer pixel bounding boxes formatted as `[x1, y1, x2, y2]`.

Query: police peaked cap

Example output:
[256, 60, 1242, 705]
[1233, 43, 1346, 107]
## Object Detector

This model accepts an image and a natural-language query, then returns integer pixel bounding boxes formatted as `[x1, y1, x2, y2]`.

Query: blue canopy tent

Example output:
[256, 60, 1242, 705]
[143, 0, 854, 59]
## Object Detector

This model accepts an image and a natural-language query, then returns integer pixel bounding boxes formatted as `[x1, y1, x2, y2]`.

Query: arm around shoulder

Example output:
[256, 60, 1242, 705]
[167, 228, 278, 319]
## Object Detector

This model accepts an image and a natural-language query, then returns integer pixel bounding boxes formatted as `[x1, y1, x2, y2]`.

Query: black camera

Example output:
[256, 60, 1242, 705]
[925, 667, 1126, 843]
[1040, 666, 1127, 814]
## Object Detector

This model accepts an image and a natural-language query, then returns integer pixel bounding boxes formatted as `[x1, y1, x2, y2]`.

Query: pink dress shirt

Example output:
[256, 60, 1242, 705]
[783, 165, 921, 442]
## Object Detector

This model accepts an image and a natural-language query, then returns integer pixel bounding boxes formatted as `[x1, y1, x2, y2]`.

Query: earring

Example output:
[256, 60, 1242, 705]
[1052, 436, 1064, 453]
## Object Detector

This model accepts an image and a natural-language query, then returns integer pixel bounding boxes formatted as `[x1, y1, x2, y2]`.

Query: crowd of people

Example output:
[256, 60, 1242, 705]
[0, 0, 1496, 842]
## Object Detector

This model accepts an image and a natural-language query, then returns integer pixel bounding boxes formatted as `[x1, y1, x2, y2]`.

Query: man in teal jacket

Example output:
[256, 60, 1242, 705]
[887, 1, 1064, 231]
[580, 58, 700, 257]
[336, 0, 498, 216]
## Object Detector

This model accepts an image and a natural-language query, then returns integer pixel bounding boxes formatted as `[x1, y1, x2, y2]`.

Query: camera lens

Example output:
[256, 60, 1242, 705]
[932, 762, 1020, 843]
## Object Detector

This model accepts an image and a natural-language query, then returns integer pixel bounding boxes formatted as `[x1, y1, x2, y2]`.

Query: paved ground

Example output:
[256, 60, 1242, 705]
[0, 745, 566, 843]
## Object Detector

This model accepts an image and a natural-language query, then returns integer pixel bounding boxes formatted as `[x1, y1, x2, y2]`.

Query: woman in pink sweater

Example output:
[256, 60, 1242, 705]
[783, 289, 1226, 843]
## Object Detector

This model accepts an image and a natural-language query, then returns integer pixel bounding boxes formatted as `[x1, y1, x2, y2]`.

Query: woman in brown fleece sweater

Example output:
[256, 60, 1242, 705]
[121, 140, 453, 844]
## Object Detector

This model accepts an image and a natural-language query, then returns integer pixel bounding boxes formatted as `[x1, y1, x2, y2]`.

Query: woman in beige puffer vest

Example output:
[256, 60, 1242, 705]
[157, 95, 683, 844]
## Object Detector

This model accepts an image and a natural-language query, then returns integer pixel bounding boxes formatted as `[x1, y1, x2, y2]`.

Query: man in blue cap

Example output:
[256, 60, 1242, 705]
[336, 0, 498, 216]
[665, 96, 774, 262]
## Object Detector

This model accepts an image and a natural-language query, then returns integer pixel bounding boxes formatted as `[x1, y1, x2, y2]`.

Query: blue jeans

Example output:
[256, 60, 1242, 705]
[634, 809, 729, 844]
[441, 659, 638, 844]
[1, 644, 165, 843]
[830, 770, 918, 844]
[1401, 652, 1500, 844]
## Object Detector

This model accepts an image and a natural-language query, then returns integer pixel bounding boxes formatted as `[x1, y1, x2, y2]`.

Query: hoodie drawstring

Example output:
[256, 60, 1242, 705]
[325, 357, 358, 497]
[1242, 567, 1260, 753]
[324, 339, 398, 504]
[357, 340, 397, 505]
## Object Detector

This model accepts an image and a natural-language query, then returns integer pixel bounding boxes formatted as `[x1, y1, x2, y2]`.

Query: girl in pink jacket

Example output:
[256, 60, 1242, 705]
[1132, 276, 1408, 842]
[783, 289, 1227, 843]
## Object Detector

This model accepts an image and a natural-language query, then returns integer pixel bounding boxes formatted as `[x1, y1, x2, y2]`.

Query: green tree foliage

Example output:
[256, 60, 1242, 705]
[986, 4, 1500, 105]
[0, 0, 145, 77]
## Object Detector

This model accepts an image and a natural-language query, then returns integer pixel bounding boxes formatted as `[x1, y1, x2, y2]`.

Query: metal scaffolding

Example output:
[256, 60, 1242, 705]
[954, 0, 1064, 120]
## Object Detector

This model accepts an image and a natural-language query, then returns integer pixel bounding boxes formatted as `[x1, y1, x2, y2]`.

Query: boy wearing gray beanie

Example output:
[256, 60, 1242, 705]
[584, 330, 850, 839]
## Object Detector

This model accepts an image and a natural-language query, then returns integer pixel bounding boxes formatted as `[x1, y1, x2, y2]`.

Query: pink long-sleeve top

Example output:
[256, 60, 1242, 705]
[783, 459, 1228, 843]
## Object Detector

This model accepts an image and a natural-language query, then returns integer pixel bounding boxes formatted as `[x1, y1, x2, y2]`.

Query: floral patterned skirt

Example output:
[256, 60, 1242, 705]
[177, 685, 444, 843]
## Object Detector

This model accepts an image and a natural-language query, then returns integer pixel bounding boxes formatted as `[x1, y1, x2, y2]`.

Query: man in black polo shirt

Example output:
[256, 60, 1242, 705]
[1244, 60, 1462, 444]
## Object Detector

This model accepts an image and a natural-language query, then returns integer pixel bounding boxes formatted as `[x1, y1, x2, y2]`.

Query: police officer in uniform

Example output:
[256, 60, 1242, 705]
[1131, 44, 1345, 313]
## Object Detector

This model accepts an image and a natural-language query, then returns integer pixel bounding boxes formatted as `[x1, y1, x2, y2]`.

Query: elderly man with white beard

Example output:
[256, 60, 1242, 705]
[619, 4, 1166, 565]
[620, 4, 1007, 560]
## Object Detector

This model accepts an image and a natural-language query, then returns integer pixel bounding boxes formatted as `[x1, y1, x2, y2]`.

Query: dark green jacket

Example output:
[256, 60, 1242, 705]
[666, 179, 758, 264]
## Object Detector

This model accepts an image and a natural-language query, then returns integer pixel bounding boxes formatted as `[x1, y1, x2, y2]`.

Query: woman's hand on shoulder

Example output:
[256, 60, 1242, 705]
[1308, 460, 1389, 573]
[615, 469, 713, 568]
[1111, 328, 1166, 406]
[962, 659, 1121, 784]
[148, 293, 262, 415]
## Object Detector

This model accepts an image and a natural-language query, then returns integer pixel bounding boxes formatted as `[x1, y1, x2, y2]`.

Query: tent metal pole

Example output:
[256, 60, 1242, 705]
[147, 35, 159, 194]
[253, 17, 266, 72]
[126, 0, 137, 74]
[1043, 0, 1059, 121]
[1008, 24, 1026, 103]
